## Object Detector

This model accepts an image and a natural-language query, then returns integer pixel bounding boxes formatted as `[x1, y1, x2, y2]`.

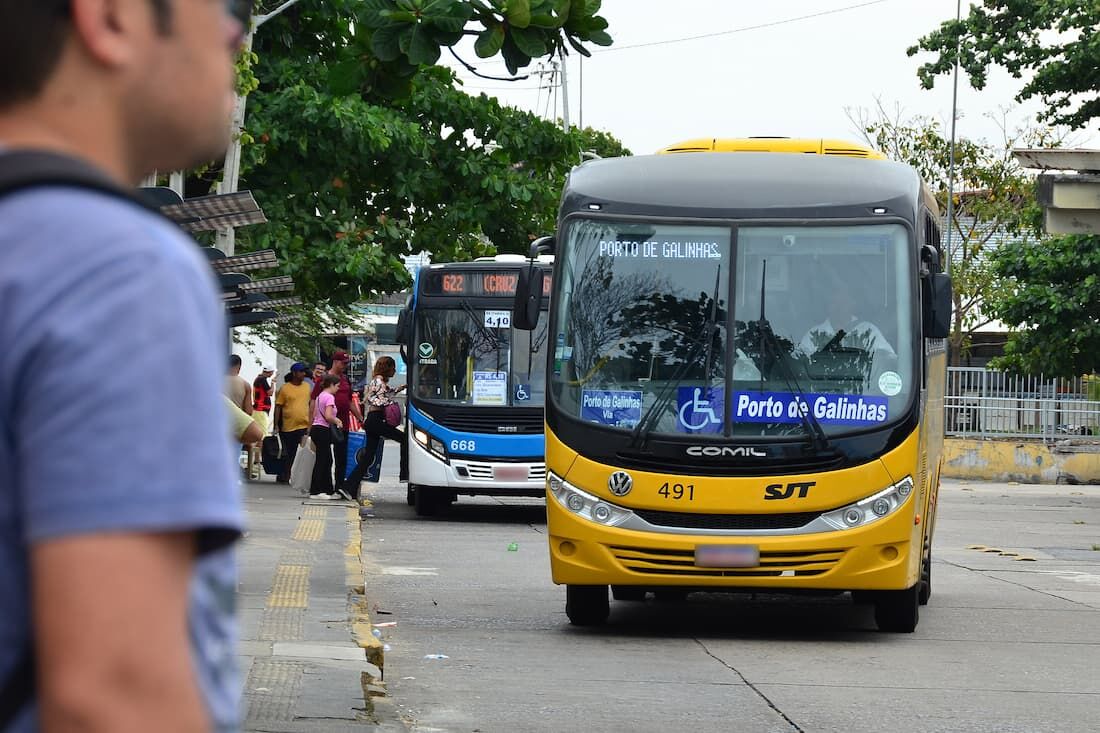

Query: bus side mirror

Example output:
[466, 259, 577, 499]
[513, 266, 544, 331]
[924, 273, 952, 339]
[512, 235, 554, 331]
[395, 307, 410, 345]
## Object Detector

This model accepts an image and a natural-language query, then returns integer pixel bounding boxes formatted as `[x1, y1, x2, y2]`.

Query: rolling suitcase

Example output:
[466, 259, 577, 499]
[261, 435, 284, 476]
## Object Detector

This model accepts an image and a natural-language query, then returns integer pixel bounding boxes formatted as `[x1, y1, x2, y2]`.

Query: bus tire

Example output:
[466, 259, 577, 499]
[414, 485, 438, 517]
[918, 544, 932, 606]
[873, 584, 920, 633]
[566, 585, 609, 626]
[611, 586, 646, 602]
[406, 484, 416, 506]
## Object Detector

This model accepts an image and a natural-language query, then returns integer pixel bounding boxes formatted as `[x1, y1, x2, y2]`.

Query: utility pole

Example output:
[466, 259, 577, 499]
[578, 54, 583, 130]
[944, 0, 962, 276]
[559, 49, 571, 133]
[551, 60, 559, 128]
[216, 0, 300, 255]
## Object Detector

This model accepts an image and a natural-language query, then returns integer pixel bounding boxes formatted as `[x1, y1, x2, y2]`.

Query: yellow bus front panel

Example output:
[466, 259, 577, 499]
[545, 428, 930, 592]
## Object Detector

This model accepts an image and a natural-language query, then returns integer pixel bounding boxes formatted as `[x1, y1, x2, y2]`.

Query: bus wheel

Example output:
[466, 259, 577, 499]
[918, 544, 932, 606]
[566, 585, 609, 626]
[406, 484, 416, 506]
[611, 586, 646, 602]
[873, 584, 920, 633]
[414, 486, 438, 517]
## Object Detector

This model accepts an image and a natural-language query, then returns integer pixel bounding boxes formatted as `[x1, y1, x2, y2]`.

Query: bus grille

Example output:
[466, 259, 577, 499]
[433, 406, 544, 434]
[633, 508, 820, 531]
[461, 462, 546, 481]
[610, 545, 845, 578]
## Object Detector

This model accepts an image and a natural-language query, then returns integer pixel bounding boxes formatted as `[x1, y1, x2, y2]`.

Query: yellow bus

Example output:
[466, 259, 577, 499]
[512, 138, 952, 632]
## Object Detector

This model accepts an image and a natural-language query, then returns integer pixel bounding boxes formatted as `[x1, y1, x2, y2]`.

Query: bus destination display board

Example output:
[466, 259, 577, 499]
[422, 269, 552, 297]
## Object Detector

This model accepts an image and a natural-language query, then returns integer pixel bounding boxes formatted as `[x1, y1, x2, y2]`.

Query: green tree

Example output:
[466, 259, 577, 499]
[987, 234, 1100, 378]
[908, 1, 1100, 130]
[207, 1, 625, 351]
[849, 102, 1056, 364]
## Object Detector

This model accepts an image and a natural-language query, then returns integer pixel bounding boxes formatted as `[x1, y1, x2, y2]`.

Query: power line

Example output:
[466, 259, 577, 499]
[592, 0, 893, 53]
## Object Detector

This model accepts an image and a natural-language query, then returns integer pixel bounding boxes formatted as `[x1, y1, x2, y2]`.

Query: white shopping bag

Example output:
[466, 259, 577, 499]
[289, 436, 316, 494]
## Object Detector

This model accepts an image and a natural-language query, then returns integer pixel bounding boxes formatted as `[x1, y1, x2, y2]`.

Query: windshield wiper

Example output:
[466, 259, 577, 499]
[459, 298, 504, 350]
[630, 267, 722, 450]
[754, 260, 831, 453]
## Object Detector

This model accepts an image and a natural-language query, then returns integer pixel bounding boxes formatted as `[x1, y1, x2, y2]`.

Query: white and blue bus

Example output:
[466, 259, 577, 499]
[398, 256, 553, 516]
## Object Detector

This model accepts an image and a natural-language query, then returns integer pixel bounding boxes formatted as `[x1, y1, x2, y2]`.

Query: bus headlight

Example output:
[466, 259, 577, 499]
[821, 476, 914, 531]
[411, 426, 447, 460]
[548, 472, 633, 527]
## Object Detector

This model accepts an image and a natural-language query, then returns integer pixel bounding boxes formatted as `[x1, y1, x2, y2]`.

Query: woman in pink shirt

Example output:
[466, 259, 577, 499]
[308, 374, 343, 498]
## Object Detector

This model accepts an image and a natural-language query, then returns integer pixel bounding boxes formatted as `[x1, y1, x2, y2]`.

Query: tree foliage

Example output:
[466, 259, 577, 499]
[319, 0, 611, 101]
[908, 1, 1100, 130]
[987, 234, 1100, 378]
[225, 1, 626, 313]
[850, 101, 1057, 363]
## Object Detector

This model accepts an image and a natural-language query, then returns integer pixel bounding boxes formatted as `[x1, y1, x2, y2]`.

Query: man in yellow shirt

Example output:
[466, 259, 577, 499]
[274, 363, 313, 484]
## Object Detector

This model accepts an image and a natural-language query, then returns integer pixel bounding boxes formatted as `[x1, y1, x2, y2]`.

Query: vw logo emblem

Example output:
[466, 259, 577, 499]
[608, 471, 633, 496]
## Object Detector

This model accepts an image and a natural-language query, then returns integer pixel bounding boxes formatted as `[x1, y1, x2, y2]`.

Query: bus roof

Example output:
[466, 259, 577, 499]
[658, 137, 886, 159]
[562, 152, 929, 222]
[425, 256, 553, 271]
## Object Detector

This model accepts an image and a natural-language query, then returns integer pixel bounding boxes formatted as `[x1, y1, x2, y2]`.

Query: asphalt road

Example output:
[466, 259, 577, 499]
[359, 468, 1100, 733]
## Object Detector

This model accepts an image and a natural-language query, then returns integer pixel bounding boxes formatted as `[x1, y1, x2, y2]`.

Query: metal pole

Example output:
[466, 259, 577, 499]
[559, 49, 571, 133]
[943, 0, 962, 276]
[215, 0, 300, 256]
[578, 54, 583, 129]
[551, 60, 558, 126]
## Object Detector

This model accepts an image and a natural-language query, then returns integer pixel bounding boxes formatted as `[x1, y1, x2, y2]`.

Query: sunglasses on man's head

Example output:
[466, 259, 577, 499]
[55, 0, 253, 27]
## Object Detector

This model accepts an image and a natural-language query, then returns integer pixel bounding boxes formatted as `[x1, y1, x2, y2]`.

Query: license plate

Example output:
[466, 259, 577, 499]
[695, 545, 759, 568]
[494, 466, 529, 481]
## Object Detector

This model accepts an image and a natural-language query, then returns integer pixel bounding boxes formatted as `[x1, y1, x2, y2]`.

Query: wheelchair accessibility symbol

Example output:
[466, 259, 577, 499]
[514, 383, 531, 402]
[677, 387, 723, 432]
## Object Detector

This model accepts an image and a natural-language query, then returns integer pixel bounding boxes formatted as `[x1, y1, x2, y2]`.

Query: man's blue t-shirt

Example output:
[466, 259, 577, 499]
[0, 188, 243, 731]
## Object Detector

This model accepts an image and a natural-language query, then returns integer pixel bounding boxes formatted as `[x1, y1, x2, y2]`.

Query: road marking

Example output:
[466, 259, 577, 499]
[1040, 570, 1100, 586]
[381, 566, 439, 576]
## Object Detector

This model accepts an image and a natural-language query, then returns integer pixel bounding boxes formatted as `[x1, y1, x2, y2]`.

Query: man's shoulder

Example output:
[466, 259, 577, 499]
[1, 186, 209, 276]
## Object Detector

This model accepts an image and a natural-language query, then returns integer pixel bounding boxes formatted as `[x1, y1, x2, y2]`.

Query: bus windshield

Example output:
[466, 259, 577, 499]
[413, 306, 550, 407]
[550, 219, 914, 439]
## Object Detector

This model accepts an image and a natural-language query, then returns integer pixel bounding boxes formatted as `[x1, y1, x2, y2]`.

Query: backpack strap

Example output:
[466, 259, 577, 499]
[0, 149, 154, 211]
[0, 644, 34, 730]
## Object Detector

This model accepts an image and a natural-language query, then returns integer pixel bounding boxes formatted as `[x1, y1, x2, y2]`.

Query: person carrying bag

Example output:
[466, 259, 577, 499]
[307, 374, 344, 500]
[344, 356, 408, 499]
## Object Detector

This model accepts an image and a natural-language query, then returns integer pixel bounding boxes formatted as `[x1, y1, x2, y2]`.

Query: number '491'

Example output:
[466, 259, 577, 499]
[658, 482, 694, 501]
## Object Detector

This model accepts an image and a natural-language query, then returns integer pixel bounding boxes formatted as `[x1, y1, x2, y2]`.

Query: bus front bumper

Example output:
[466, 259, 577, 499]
[408, 439, 546, 497]
[546, 488, 919, 592]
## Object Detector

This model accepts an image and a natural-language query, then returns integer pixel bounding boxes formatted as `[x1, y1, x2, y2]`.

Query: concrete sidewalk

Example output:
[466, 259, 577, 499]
[236, 477, 401, 731]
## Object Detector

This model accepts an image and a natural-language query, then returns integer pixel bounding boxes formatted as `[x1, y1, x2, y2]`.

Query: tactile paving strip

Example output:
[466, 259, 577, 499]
[243, 658, 305, 724]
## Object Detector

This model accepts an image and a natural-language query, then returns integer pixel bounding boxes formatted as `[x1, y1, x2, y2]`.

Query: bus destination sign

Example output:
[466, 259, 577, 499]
[422, 269, 552, 297]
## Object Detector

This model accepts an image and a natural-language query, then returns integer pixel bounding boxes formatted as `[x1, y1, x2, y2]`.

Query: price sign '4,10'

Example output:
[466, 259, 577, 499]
[484, 310, 511, 329]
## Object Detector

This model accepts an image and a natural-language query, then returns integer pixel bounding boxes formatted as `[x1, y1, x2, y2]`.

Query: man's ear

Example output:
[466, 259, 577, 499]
[69, 0, 150, 68]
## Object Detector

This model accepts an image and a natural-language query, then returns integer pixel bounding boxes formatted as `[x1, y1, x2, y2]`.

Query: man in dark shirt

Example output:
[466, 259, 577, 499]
[311, 351, 363, 499]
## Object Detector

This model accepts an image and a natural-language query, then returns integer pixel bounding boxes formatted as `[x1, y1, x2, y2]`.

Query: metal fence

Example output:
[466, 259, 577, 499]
[945, 367, 1100, 440]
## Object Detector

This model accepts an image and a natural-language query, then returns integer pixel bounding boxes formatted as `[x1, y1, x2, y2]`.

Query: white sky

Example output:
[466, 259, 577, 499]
[442, 0, 1098, 155]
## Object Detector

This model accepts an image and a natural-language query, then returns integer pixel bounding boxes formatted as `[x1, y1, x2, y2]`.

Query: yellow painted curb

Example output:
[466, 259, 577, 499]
[345, 507, 384, 672]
